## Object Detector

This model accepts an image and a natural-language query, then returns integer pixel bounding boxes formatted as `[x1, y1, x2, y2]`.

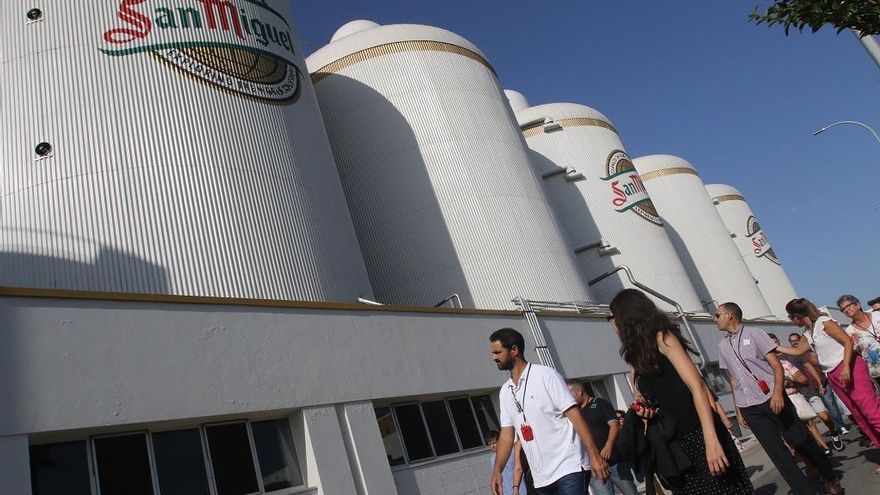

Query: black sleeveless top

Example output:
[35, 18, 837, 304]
[635, 353, 702, 439]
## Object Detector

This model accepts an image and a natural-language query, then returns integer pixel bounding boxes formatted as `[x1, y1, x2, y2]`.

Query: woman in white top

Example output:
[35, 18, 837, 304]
[775, 298, 880, 474]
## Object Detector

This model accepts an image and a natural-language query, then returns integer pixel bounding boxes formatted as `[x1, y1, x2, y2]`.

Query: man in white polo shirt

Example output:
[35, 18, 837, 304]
[489, 328, 609, 495]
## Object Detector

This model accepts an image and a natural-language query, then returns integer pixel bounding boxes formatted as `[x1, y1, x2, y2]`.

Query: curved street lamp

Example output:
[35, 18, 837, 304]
[813, 120, 880, 144]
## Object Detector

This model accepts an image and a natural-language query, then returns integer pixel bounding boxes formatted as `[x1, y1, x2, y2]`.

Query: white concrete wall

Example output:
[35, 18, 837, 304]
[0, 293, 799, 494]
[392, 450, 490, 495]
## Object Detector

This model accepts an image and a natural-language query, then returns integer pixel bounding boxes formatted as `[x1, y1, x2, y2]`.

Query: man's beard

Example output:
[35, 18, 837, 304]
[496, 357, 513, 371]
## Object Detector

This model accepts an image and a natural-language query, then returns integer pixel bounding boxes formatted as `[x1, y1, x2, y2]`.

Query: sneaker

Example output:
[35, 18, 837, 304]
[831, 436, 845, 451]
[839, 426, 850, 435]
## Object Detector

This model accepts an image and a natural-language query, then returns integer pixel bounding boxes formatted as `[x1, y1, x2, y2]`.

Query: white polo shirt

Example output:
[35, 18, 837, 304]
[499, 363, 589, 488]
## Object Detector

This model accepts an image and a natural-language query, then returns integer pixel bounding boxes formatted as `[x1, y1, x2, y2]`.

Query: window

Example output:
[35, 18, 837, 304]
[377, 394, 498, 466]
[251, 418, 303, 491]
[704, 363, 732, 395]
[30, 441, 91, 495]
[93, 433, 154, 495]
[393, 404, 434, 462]
[152, 429, 210, 495]
[421, 401, 458, 456]
[375, 407, 405, 466]
[448, 398, 482, 449]
[28, 418, 303, 495]
[205, 423, 261, 495]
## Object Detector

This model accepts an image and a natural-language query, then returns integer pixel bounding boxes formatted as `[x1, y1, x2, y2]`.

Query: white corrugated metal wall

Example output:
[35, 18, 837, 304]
[514, 101, 705, 313]
[706, 184, 797, 319]
[0, 1, 373, 301]
[633, 155, 773, 318]
[307, 23, 592, 309]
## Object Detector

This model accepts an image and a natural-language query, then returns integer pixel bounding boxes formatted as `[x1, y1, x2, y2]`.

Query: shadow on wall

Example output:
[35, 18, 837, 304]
[316, 74, 474, 308]
[0, 248, 166, 439]
[661, 220, 713, 313]
[0, 248, 170, 294]
[526, 151, 629, 304]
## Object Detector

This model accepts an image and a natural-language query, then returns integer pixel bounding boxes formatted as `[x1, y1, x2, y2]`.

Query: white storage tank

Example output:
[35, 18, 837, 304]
[706, 184, 797, 319]
[511, 98, 704, 313]
[0, 1, 374, 301]
[306, 21, 592, 309]
[632, 155, 773, 318]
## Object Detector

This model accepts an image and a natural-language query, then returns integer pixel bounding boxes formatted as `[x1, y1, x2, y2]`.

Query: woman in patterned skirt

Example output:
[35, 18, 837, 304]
[609, 289, 752, 494]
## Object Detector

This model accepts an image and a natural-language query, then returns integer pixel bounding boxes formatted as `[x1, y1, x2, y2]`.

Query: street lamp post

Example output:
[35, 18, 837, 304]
[813, 120, 880, 144]
[813, 120, 880, 209]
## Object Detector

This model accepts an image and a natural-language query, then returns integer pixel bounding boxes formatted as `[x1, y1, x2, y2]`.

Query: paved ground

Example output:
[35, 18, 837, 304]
[741, 429, 880, 494]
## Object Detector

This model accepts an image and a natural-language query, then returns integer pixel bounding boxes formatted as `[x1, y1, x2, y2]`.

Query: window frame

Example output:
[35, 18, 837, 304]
[377, 393, 497, 468]
[90, 431, 158, 495]
[33, 417, 305, 495]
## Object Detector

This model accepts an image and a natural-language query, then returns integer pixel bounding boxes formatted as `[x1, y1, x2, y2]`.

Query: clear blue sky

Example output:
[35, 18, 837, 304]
[291, 1, 879, 308]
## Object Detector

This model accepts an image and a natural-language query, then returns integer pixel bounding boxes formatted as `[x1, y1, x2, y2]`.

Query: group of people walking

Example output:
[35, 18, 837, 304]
[488, 290, 880, 495]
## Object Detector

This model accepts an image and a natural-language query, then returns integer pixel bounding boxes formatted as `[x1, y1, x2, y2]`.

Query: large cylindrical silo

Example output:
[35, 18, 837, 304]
[632, 155, 773, 318]
[306, 21, 592, 309]
[0, 1, 374, 301]
[706, 184, 796, 318]
[511, 98, 703, 313]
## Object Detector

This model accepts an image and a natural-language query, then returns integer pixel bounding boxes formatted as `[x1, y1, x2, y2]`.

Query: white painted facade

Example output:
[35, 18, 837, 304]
[0, 1, 373, 301]
[0, 290, 792, 495]
[632, 155, 774, 319]
[705, 184, 798, 318]
[512, 100, 704, 313]
[305, 22, 593, 310]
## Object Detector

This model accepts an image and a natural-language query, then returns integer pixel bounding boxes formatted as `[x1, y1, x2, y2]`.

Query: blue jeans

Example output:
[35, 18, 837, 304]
[820, 385, 848, 432]
[535, 470, 590, 495]
[588, 463, 638, 495]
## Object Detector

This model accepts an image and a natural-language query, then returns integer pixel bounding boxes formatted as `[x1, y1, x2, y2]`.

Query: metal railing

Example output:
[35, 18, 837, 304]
[586, 265, 707, 369]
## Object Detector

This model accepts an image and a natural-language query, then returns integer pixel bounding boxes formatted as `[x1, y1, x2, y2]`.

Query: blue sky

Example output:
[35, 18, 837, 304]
[290, 1, 880, 308]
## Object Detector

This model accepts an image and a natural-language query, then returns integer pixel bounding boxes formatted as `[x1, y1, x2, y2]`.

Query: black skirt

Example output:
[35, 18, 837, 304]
[665, 425, 753, 495]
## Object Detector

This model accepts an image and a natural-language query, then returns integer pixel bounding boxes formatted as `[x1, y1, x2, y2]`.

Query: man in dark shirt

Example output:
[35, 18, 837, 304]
[567, 380, 638, 495]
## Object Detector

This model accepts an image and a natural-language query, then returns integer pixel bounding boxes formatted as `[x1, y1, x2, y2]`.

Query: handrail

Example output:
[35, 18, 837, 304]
[512, 297, 557, 369]
[587, 265, 707, 369]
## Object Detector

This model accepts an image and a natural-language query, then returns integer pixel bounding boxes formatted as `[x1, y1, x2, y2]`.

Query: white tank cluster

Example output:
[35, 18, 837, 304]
[0, 1, 373, 301]
[1, 6, 797, 315]
[306, 21, 592, 309]
[508, 94, 704, 313]
[706, 184, 797, 318]
[632, 156, 774, 318]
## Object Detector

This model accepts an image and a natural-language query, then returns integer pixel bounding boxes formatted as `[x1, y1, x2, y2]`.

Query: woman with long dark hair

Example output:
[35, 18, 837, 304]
[609, 289, 752, 494]
[776, 297, 880, 474]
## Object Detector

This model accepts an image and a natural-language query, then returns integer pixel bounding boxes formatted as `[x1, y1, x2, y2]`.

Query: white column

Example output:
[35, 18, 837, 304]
[339, 402, 399, 495]
[0, 435, 31, 495]
[300, 405, 359, 495]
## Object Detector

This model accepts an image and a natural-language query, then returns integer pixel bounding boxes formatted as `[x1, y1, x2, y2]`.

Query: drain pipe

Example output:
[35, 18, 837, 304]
[512, 296, 557, 369]
[587, 265, 707, 370]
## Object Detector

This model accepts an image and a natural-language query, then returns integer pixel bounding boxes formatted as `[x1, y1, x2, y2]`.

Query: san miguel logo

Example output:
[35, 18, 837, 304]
[600, 150, 662, 226]
[746, 216, 780, 265]
[99, 0, 302, 103]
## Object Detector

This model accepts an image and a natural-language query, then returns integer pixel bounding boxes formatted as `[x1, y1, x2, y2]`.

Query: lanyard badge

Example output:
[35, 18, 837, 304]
[510, 365, 534, 442]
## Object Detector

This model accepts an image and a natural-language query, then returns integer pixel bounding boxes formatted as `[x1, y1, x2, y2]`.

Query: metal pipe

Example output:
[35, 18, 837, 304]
[357, 297, 383, 305]
[587, 265, 707, 369]
[433, 293, 463, 309]
[813, 120, 880, 144]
